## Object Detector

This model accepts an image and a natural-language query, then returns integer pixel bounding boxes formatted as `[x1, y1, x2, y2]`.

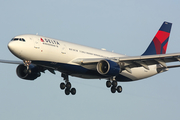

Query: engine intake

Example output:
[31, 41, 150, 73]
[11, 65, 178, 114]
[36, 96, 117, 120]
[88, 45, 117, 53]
[97, 60, 121, 76]
[16, 64, 41, 80]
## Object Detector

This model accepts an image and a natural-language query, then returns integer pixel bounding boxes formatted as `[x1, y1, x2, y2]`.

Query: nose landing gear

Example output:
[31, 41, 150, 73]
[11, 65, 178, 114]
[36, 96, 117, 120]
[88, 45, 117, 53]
[60, 73, 76, 95]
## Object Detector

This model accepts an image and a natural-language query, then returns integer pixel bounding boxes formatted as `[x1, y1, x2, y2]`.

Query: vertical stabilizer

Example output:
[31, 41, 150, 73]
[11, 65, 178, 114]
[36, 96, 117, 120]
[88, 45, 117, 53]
[142, 22, 172, 56]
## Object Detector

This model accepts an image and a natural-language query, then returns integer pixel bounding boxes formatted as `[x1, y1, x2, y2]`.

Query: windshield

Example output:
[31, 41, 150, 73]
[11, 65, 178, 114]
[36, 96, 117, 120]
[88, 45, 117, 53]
[11, 38, 25, 42]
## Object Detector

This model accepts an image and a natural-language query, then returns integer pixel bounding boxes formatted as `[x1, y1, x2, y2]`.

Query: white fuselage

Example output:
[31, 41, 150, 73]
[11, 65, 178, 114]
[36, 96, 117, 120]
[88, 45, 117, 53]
[8, 34, 159, 81]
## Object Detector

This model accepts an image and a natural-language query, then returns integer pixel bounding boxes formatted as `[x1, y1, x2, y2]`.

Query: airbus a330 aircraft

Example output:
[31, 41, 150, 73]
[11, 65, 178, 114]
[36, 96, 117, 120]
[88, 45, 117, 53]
[1, 21, 180, 95]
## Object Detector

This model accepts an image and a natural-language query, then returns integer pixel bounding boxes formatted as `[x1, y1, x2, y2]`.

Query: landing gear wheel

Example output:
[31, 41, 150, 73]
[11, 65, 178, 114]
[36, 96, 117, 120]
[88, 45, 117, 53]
[65, 88, 70, 95]
[71, 88, 76, 95]
[117, 86, 122, 93]
[66, 82, 71, 89]
[106, 79, 123, 94]
[60, 83, 66, 90]
[106, 81, 111, 88]
[61, 73, 77, 95]
[111, 87, 116, 93]
[112, 81, 117, 87]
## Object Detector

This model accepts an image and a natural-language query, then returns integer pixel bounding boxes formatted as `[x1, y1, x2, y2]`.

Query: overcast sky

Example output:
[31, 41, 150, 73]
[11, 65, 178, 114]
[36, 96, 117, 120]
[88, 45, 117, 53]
[0, 0, 180, 120]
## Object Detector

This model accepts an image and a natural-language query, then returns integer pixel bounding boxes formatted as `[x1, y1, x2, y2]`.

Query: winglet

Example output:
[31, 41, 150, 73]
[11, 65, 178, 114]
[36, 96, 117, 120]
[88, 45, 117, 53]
[142, 22, 172, 56]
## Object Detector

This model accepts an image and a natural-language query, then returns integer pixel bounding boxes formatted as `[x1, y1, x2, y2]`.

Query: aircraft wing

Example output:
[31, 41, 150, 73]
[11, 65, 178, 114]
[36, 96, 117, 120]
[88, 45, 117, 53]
[0, 59, 23, 64]
[119, 52, 180, 66]
[73, 52, 180, 73]
[0, 59, 55, 74]
[118, 52, 180, 72]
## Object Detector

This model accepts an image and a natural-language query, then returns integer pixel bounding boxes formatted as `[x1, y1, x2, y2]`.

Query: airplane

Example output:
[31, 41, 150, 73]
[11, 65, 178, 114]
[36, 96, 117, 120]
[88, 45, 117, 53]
[1, 21, 180, 95]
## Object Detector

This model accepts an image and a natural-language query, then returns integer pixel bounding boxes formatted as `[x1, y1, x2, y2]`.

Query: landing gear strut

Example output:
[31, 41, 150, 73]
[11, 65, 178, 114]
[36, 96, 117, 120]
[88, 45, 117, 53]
[23, 60, 34, 74]
[106, 80, 122, 93]
[60, 73, 76, 95]
[23, 60, 31, 70]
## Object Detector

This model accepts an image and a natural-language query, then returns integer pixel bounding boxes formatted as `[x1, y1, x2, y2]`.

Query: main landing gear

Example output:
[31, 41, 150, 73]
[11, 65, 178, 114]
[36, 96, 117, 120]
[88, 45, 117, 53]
[106, 80, 122, 93]
[59, 73, 121, 95]
[60, 73, 76, 95]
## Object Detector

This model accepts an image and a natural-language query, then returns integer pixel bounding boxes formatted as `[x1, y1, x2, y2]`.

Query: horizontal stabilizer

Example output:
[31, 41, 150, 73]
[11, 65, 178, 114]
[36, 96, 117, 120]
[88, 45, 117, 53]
[167, 65, 180, 68]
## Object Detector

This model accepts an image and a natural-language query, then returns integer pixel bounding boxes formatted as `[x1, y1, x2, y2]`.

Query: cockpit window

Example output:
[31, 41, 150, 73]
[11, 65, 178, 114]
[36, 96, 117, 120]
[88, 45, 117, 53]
[19, 38, 25, 42]
[11, 38, 25, 42]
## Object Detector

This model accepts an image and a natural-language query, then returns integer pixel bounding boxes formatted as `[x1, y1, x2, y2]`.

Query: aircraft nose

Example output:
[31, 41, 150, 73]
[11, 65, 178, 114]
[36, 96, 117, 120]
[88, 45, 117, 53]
[8, 41, 21, 56]
[8, 41, 14, 51]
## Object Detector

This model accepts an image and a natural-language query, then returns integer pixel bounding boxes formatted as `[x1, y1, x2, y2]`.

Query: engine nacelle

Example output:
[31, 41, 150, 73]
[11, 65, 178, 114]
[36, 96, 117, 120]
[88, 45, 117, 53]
[97, 60, 121, 76]
[16, 64, 41, 80]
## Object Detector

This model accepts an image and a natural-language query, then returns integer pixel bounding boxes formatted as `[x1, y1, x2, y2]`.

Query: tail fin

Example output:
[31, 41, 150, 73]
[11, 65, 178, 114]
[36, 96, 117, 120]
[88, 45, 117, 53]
[142, 21, 172, 56]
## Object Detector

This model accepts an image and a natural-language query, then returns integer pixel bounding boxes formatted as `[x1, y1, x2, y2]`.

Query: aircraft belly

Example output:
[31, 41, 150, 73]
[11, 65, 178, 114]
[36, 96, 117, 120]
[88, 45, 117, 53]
[117, 65, 158, 81]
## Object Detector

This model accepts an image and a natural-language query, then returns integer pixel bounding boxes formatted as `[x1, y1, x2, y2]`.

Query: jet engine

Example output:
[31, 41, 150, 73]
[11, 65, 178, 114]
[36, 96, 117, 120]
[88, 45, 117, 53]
[97, 60, 121, 76]
[16, 64, 41, 80]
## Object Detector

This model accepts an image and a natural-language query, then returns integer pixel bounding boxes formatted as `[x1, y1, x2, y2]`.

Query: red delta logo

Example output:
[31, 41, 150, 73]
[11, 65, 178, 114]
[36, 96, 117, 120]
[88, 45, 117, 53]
[40, 38, 60, 45]
[40, 38, 44, 42]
